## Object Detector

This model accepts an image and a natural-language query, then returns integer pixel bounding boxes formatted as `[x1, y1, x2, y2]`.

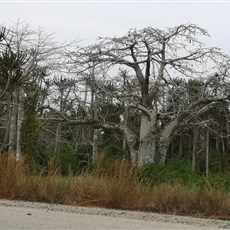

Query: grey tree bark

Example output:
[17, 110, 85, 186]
[192, 126, 199, 170]
[226, 116, 230, 153]
[54, 122, 62, 161]
[139, 113, 156, 164]
[179, 134, 183, 157]
[91, 65, 99, 164]
[206, 128, 210, 179]
[8, 89, 17, 154]
[16, 88, 24, 161]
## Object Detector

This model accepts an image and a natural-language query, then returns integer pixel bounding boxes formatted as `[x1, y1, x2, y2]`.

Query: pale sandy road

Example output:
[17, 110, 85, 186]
[0, 200, 229, 229]
[0, 205, 210, 229]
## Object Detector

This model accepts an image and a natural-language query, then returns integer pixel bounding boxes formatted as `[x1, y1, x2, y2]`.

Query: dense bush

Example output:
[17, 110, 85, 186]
[209, 173, 230, 190]
[140, 156, 205, 188]
[101, 145, 128, 162]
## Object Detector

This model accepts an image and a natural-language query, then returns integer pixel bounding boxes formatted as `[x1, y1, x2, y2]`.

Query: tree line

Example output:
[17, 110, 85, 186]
[1, 22, 230, 175]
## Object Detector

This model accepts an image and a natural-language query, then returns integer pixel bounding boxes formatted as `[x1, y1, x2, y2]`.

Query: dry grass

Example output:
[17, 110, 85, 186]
[1, 154, 230, 220]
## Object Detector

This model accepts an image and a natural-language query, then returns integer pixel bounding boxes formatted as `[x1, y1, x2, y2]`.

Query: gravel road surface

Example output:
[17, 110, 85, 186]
[0, 199, 229, 229]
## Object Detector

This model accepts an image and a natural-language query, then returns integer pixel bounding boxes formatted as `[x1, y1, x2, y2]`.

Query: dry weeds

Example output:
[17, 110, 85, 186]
[1, 155, 230, 220]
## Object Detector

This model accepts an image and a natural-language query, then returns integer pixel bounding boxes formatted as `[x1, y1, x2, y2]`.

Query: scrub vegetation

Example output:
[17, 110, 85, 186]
[1, 154, 230, 220]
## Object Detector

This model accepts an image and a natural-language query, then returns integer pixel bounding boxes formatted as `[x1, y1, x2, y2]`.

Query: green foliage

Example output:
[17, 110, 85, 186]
[101, 129, 123, 147]
[74, 143, 92, 170]
[0, 35, 28, 88]
[100, 145, 128, 163]
[186, 79, 205, 102]
[30, 145, 55, 174]
[22, 93, 42, 168]
[209, 173, 230, 190]
[209, 153, 230, 173]
[59, 145, 78, 175]
[35, 143, 92, 175]
[60, 144, 91, 175]
[140, 156, 205, 188]
[99, 103, 123, 123]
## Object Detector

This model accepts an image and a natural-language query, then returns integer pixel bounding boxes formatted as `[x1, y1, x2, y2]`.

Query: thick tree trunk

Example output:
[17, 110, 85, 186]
[154, 119, 178, 164]
[139, 114, 156, 165]
[123, 126, 139, 163]
[139, 135, 156, 165]
[131, 114, 179, 165]
[154, 136, 171, 164]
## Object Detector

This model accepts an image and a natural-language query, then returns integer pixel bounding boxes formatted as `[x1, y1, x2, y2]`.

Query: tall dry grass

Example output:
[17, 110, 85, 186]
[1, 154, 230, 219]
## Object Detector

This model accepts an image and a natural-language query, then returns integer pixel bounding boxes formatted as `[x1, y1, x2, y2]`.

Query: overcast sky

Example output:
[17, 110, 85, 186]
[1, 1, 230, 53]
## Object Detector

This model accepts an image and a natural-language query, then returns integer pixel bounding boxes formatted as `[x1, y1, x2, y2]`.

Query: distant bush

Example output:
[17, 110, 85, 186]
[140, 156, 205, 188]
[96, 145, 128, 167]
[209, 173, 230, 190]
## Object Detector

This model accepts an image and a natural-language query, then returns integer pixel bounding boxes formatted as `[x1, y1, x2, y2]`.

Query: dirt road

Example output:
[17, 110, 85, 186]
[0, 200, 229, 229]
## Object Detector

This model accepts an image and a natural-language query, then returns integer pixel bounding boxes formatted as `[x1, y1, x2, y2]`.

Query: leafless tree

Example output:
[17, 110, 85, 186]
[66, 23, 230, 165]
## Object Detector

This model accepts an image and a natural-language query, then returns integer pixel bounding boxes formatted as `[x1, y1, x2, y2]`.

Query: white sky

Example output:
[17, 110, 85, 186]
[0, 1, 230, 53]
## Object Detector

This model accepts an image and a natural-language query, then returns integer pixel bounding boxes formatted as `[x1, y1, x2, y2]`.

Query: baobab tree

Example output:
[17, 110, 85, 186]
[60, 23, 230, 165]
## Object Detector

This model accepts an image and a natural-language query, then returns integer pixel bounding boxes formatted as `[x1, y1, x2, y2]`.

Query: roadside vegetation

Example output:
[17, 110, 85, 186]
[1, 154, 230, 220]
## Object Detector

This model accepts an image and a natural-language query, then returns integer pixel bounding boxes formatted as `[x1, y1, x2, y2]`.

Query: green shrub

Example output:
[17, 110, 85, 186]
[102, 145, 128, 162]
[59, 145, 77, 175]
[140, 156, 205, 188]
[209, 173, 230, 190]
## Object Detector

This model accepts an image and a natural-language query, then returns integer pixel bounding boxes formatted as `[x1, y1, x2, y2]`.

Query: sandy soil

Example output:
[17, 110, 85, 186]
[0, 199, 229, 229]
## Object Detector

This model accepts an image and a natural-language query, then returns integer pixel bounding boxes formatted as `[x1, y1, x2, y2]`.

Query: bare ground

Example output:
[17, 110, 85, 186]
[0, 199, 229, 229]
